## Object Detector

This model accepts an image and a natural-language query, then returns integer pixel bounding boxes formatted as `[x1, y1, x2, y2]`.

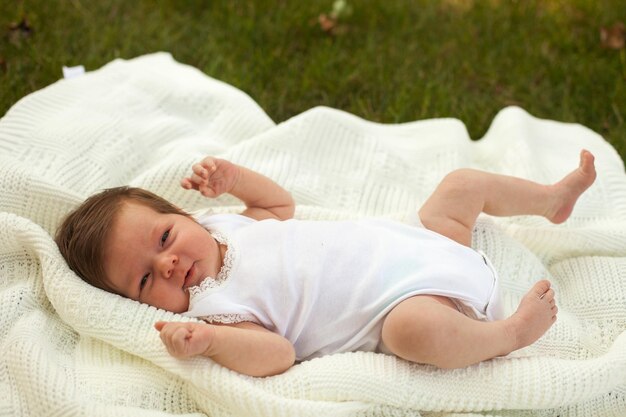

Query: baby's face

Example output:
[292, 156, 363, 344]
[104, 202, 223, 313]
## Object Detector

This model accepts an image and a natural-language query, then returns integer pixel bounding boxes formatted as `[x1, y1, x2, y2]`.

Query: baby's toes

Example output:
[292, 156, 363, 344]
[580, 150, 596, 174]
[541, 288, 555, 302]
[531, 280, 551, 298]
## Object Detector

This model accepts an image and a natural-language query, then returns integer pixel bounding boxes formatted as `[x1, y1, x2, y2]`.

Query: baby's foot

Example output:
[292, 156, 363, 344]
[547, 150, 597, 224]
[507, 280, 557, 351]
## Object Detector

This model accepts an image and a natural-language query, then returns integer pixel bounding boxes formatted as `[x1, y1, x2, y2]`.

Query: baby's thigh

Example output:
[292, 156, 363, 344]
[380, 295, 458, 352]
[417, 210, 473, 247]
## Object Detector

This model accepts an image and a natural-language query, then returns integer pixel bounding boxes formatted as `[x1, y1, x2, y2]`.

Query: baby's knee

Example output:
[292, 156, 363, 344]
[439, 168, 482, 195]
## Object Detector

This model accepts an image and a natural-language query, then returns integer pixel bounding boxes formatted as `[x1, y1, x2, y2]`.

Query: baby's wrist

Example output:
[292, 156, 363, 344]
[200, 324, 218, 357]
[226, 163, 243, 194]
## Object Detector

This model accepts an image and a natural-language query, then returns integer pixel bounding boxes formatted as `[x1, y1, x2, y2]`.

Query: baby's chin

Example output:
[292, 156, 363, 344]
[179, 297, 191, 313]
[163, 297, 190, 314]
[168, 305, 189, 314]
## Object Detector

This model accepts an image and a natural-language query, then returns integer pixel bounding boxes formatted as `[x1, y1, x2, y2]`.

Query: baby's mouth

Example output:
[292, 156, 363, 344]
[184, 263, 196, 288]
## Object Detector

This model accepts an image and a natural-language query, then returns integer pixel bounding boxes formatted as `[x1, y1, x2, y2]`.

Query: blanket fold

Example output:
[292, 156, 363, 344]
[1, 52, 624, 417]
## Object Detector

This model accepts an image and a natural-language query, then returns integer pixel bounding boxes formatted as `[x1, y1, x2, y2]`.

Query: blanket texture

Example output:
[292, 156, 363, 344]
[1, 53, 625, 417]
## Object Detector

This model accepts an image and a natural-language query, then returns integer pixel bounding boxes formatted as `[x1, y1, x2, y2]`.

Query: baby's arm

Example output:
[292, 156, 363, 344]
[154, 321, 295, 377]
[181, 156, 295, 221]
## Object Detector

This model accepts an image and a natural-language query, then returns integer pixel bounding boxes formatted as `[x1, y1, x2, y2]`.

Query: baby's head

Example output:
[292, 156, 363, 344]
[56, 187, 219, 313]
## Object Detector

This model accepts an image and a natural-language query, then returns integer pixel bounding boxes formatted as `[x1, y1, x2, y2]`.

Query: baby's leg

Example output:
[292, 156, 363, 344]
[418, 150, 596, 246]
[381, 281, 557, 368]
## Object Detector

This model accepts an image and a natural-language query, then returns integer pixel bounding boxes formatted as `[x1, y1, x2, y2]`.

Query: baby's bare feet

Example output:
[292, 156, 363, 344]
[547, 150, 597, 224]
[508, 280, 557, 351]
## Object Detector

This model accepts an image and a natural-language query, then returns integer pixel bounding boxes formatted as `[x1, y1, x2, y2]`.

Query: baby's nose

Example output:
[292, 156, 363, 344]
[157, 254, 179, 278]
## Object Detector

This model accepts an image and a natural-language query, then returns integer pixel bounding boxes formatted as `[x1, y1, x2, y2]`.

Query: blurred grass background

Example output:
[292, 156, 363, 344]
[1, 0, 625, 163]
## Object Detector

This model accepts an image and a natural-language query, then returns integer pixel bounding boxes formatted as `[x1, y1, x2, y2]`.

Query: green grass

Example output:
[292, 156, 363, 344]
[1, 0, 625, 163]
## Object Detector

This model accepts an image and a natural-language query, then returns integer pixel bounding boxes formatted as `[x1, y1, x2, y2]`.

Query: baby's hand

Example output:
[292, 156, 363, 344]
[154, 321, 214, 359]
[181, 156, 240, 198]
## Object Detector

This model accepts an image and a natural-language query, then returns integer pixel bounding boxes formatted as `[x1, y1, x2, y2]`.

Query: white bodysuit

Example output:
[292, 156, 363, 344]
[184, 212, 505, 361]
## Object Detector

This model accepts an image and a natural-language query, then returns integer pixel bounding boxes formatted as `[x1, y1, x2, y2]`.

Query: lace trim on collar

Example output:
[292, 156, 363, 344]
[199, 313, 256, 324]
[187, 230, 235, 299]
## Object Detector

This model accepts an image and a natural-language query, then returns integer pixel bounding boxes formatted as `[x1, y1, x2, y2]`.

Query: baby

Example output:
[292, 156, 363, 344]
[55, 151, 596, 377]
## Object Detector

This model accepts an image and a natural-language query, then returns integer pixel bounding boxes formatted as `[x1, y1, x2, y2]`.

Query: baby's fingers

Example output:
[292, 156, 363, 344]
[192, 163, 210, 179]
[180, 178, 195, 190]
[157, 323, 192, 357]
[181, 177, 212, 197]
[199, 157, 218, 173]
[170, 326, 192, 356]
[193, 162, 217, 180]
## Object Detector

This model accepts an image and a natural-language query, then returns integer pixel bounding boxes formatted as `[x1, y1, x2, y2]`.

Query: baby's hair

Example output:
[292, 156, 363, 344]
[55, 186, 189, 293]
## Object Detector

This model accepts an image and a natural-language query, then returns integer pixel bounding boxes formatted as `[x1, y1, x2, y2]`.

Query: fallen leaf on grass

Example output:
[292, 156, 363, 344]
[8, 17, 33, 45]
[318, 13, 337, 33]
[317, 0, 352, 36]
[600, 22, 625, 50]
[317, 13, 349, 36]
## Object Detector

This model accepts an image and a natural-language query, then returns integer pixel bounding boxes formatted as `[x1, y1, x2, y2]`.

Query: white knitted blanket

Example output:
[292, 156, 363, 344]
[1, 53, 625, 417]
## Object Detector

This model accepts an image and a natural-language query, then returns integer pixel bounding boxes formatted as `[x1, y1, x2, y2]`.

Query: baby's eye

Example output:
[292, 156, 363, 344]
[140, 273, 149, 290]
[160, 230, 170, 246]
